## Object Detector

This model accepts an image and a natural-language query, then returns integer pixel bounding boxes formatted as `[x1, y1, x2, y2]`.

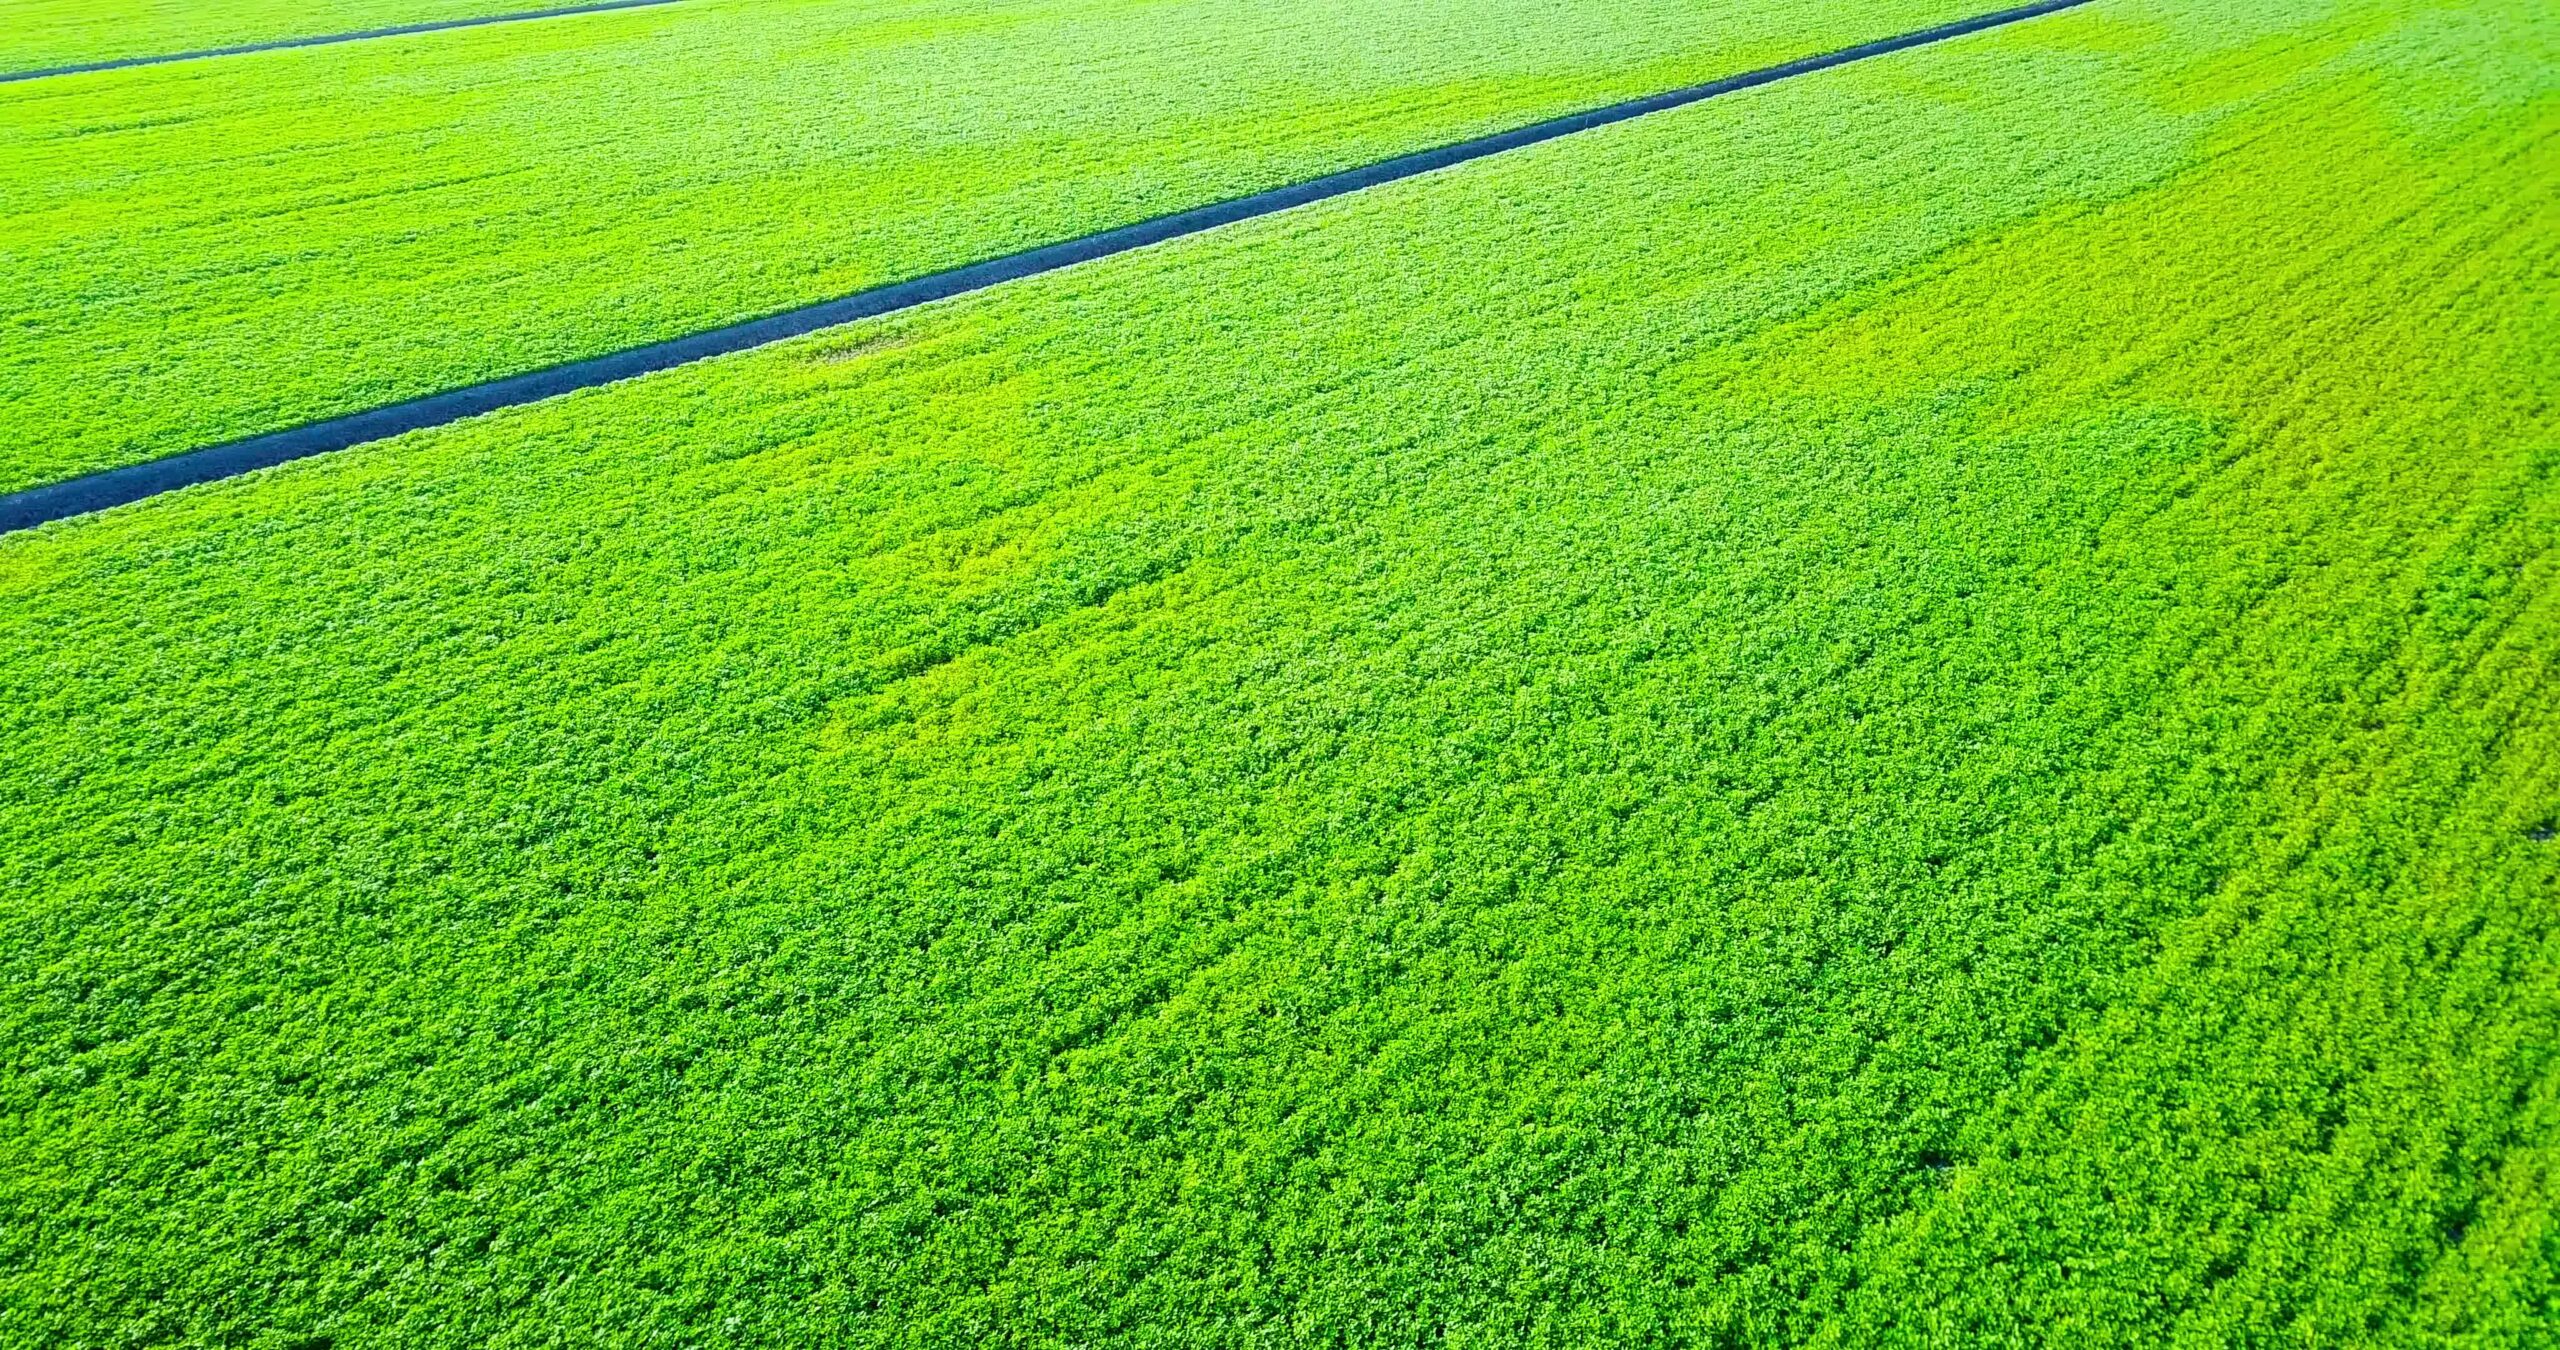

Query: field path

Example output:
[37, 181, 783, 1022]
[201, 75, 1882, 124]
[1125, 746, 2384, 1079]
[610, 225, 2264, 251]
[0, 0, 2093, 534]
[0, 0, 693, 84]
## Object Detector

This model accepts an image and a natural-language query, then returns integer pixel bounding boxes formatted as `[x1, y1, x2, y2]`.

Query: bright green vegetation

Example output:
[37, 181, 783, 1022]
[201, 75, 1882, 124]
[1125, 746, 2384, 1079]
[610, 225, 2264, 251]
[0, 0, 596, 71]
[5, 0, 2557, 1342]
[0, 0, 1990, 494]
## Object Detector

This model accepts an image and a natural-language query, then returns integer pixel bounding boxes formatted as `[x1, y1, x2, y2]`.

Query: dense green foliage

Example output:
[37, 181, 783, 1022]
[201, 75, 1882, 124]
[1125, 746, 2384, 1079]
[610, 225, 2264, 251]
[0, 0, 570, 71]
[4, 0, 2556, 1344]
[0, 0, 1979, 493]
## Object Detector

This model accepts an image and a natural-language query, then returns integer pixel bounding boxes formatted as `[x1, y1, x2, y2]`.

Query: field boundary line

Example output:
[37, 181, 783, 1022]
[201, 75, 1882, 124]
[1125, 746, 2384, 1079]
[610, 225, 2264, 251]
[0, 0, 693, 84]
[0, 0, 2097, 535]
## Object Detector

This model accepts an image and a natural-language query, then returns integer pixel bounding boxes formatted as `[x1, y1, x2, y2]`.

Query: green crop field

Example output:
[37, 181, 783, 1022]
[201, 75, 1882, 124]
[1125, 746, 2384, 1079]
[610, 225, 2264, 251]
[3, 0, 2556, 1345]
[0, 0, 1981, 493]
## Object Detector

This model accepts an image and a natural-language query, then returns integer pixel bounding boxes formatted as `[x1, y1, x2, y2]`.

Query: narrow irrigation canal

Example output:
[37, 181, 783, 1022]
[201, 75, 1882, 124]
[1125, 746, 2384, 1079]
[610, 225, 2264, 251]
[0, 0, 2096, 534]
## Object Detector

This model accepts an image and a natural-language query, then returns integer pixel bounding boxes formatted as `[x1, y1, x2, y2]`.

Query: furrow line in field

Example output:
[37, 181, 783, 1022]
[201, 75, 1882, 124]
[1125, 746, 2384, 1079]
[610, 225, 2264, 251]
[0, 0, 693, 84]
[0, 0, 2098, 535]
